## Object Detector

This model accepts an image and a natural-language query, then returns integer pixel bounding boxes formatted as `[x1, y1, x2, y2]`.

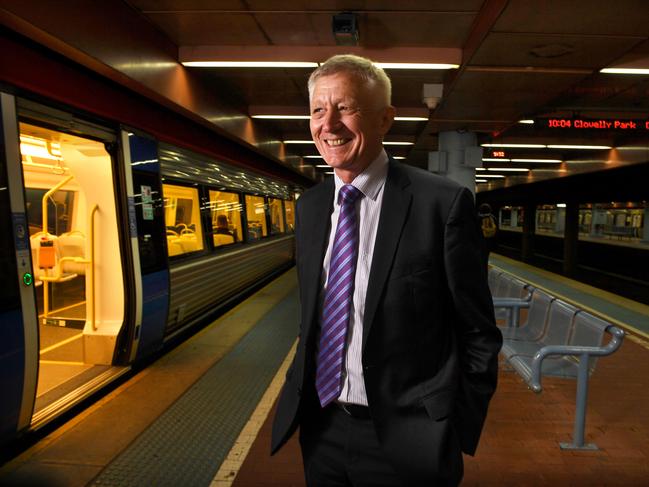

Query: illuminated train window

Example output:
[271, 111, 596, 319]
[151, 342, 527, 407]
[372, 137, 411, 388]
[284, 199, 295, 233]
[245, 195, 268, 241]
[268, 197, 285, 235]
[209, 190, 242, 247]
[163, 183, 205, 256]
[578, 202, 646, 243]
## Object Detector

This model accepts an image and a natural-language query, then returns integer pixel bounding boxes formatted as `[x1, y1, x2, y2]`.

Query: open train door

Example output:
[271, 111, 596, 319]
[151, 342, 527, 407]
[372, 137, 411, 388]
[0, 92, 39, 443]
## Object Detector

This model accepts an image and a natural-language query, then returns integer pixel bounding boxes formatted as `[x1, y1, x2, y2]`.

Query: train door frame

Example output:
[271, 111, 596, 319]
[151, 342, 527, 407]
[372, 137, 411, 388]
[12, 95, 133, 428]
[0, 91, 39, 441]
[120, 128, 170, 361]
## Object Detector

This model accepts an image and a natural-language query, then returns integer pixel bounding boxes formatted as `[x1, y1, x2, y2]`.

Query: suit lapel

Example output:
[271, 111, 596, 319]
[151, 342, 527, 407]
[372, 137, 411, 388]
[362, 161, 412, 352]
[300, 178, 334, 340]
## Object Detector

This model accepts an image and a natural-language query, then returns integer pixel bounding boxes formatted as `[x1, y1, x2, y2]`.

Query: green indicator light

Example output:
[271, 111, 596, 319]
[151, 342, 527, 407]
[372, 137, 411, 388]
[23, 273, 33, 286]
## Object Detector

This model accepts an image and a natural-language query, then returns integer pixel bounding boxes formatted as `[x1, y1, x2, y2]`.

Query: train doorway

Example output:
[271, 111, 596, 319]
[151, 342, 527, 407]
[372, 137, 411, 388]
[18, 118, 127, 424]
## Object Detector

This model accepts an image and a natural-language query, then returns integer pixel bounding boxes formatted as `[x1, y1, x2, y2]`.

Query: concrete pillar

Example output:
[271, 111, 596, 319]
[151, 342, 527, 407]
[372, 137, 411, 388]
[429, 131, 481, 194]
[563, 202, 579, 277]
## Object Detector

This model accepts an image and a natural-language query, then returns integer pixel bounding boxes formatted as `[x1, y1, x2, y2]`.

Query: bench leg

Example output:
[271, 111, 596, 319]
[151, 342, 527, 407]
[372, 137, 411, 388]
[560, 354, 598, 451]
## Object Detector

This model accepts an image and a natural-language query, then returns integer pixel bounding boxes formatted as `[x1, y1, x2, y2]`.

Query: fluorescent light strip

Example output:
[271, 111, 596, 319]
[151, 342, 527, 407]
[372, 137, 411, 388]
[477, 174, 505, 178]
[183, 61, 318, 68]
[476, 179, 488, 183]
[316, 165, 330, 168]
[616, 146, 649, 151]
[254, 115, 426, 122]
[304, 155, 323, 158]
[518, 119, 535, 124]
[383, 141, 414, 146]
[600, 68, 649, 75]
[488, 167, 529, 172]
[546, 144, 611, 150]
[511, 158, 562, 163]
[393, 156, 406, 160]
[374, 63, 459, 70]
[284, 140, 315, 144]
[252, 115, 310, 120]
[481, 143, 546, 148]
[476, 167, 486, 171]
[394, 116, 428, 121]
[482, 158, 511, 162]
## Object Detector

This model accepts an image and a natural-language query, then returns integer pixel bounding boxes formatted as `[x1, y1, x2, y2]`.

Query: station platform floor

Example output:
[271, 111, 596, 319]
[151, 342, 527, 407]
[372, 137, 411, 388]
[0, 256, 648, 486]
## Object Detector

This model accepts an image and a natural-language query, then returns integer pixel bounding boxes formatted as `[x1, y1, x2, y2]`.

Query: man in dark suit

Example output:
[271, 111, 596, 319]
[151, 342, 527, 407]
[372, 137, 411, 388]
[271, 54, 502, 486]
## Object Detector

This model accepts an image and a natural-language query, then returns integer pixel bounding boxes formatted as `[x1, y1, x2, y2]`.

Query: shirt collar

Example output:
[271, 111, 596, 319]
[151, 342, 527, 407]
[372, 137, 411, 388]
[333, 150, 389, 204]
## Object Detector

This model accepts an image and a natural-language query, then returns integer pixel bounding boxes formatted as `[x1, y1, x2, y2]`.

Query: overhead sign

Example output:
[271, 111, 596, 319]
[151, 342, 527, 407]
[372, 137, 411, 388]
[538, 117, 649, 131]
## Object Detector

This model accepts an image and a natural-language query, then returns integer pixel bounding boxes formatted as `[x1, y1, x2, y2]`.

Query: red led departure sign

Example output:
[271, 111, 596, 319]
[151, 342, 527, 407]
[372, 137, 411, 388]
[540, 118, 649, 131]
[491, 150, 506, 158]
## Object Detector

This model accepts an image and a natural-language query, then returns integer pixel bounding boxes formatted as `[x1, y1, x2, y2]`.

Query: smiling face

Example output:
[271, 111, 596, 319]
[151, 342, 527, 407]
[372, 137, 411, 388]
[309, 72, 395, 183]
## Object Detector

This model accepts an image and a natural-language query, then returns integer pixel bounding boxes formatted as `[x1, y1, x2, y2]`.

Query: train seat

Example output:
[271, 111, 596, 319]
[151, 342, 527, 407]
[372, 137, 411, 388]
[58, 232, 86, 275]
[214, 234, 235, 247]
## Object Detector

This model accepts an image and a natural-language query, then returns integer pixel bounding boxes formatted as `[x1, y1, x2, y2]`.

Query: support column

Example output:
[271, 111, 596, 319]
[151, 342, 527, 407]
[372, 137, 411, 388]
[522, 204, 536, 262]
[563, 202, 579, 277]
[429, 131, 481, 194]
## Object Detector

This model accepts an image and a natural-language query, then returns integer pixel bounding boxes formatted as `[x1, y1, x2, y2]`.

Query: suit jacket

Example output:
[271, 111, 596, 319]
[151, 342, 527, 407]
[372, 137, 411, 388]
[271, 160, 502, 484]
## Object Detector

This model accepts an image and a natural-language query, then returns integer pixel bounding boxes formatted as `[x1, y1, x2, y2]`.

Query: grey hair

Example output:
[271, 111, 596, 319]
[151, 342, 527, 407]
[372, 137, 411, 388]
[308, 54, 392, 107]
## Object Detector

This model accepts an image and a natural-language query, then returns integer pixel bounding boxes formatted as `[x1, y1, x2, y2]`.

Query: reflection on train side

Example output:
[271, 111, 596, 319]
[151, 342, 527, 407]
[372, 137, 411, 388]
[19, 122, 125, 408]
[499, 203, 648, 247]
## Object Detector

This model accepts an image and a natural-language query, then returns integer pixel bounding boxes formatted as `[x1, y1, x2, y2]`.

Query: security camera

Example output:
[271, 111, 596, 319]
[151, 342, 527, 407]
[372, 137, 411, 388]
[422, 83, 444, 110]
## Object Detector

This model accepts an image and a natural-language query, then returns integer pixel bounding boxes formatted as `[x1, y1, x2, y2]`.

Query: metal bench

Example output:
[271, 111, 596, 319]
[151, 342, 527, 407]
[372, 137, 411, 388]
[503, 303, 625, 450]
[490, 271, 534, 325]
[496, 288, 554, 338]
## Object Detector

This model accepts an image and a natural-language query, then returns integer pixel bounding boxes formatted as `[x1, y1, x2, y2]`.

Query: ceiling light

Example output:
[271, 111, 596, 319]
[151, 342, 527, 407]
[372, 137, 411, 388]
[600, 68, 649, 75]
[482, 158, 511, 162]
[284, 140, 315, 144]
[183, 61, 319, 68]
[325, 171, 335, 174]
[511, 158, 562, 163]
[476, 179, 488, 183]
[616, 146, 649, 151]
[556, 203, 567, 208]
[476, 167, 486, 171]
[488, 167, 529, 172]
[394, 116, 429, 122]
[316, 165, 330, 168]
[481, 143, 546, 148]
[477, 174, 505, 178]
[383, 141, 414, 146]
[393, 156, 406, 160]
[546, 144, 611, 150]
[518, 119, 535, 124]
[252, 115, 310, 120]
[304, 155, 323, 158]
[374, 63, 459, 70]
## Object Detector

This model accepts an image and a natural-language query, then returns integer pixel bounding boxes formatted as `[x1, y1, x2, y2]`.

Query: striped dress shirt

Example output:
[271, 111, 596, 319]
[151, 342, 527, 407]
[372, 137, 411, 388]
[320, 150, 389, 406]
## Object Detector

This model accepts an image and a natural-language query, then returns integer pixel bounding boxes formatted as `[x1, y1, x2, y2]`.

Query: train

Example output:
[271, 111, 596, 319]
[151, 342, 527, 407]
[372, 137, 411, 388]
[0, 32, 306, 446]
[476, 162, 649, 305]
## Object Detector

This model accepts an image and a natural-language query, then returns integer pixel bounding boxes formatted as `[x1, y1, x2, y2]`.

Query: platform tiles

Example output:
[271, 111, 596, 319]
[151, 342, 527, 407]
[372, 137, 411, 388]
[88, 287, 298, 487]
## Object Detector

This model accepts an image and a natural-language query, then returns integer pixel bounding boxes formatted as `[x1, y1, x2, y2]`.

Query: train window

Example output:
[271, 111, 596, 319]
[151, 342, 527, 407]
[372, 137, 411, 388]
[284, 199, 295, 233]
[24, 187, 75, 236]
[209, 190, 242, 247]
[579, 202, 646, 244]
[535, 204, 565, 237]
[498, 206, 523, 232]
[245, 195, 268, 241]
[268, 197, 285, 235]
[162, 183, 204, 256]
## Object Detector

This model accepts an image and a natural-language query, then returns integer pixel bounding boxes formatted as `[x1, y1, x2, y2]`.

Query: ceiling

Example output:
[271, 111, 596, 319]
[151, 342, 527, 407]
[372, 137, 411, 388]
[6, 0, 649, 191]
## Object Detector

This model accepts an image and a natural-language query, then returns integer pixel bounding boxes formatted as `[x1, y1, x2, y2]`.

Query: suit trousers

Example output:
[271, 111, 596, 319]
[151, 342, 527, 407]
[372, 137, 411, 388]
[299, 404, 403, 487]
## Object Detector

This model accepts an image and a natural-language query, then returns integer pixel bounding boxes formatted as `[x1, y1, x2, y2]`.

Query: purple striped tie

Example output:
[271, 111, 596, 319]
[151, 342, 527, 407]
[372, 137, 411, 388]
[316, 184, 363, 407]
